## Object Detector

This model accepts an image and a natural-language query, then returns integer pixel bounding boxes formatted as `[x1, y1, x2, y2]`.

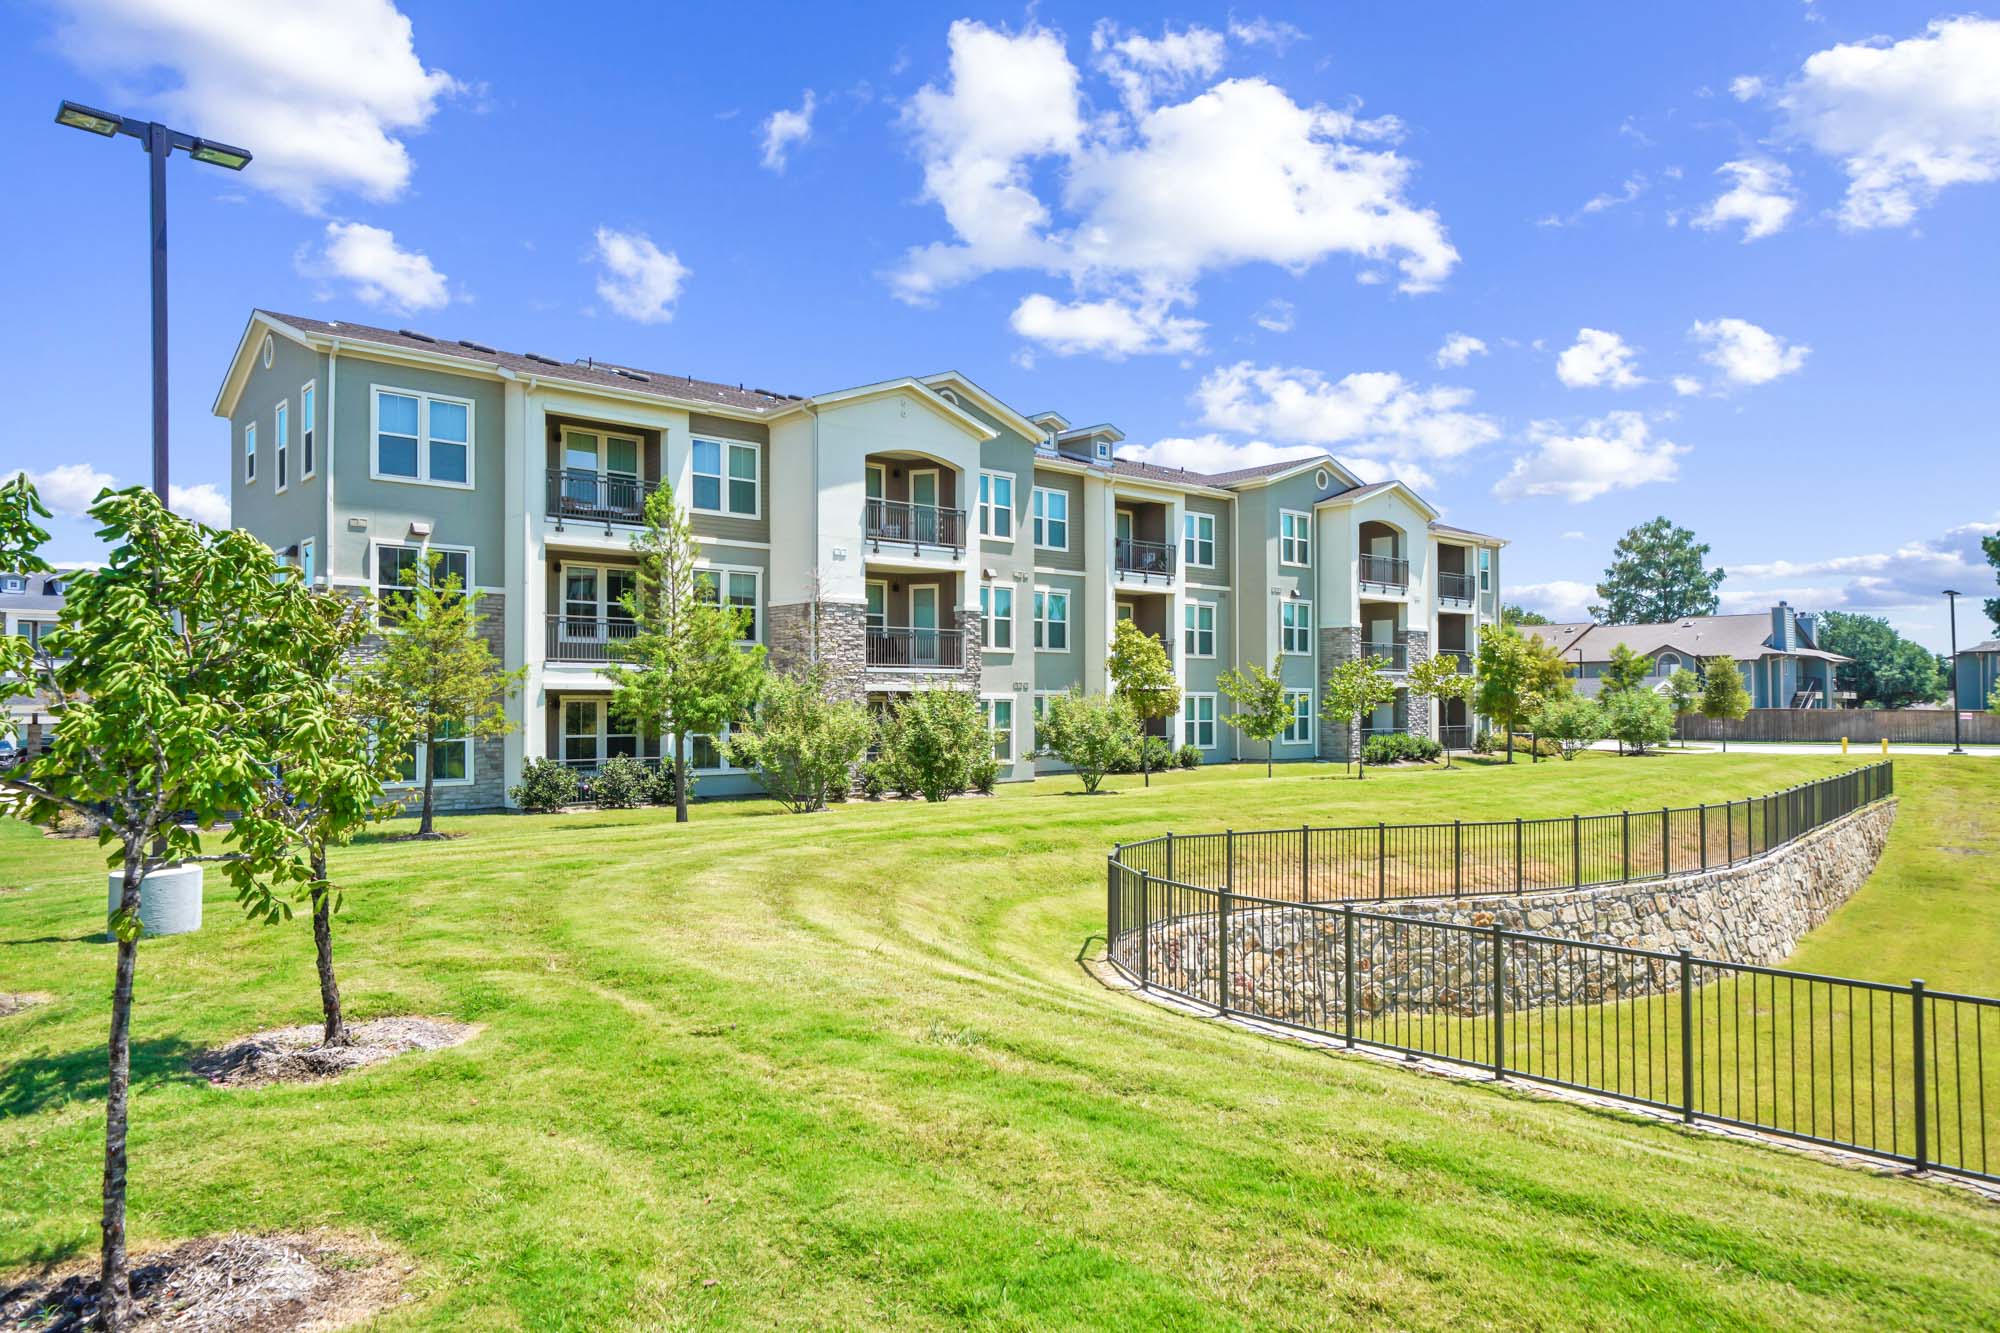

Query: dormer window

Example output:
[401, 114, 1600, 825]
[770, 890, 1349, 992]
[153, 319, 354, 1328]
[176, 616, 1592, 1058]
[1096, 441, 1111, 461]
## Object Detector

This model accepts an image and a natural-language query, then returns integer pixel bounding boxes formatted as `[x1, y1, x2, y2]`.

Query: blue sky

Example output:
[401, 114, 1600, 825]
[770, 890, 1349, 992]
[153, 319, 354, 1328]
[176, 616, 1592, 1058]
[3, 1, 1997, 649]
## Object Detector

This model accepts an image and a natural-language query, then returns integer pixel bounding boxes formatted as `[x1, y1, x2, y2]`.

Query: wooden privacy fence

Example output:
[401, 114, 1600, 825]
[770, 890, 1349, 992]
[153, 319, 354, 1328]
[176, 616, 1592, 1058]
[1681, 708, 2000, 745]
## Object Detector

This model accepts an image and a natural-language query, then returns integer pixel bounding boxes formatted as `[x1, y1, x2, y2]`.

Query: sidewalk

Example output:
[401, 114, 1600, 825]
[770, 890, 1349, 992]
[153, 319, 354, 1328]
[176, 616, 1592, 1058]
[1587, 739, 2000, 757]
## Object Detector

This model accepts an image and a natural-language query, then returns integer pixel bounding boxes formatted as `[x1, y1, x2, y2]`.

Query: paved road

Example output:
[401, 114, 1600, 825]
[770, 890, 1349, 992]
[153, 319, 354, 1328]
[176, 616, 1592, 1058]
[1583, 740, 2000, 758]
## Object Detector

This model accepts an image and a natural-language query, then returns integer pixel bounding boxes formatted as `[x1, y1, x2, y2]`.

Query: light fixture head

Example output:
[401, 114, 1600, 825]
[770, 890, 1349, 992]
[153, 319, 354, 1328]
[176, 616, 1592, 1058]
[1944, 588, 1962, 598]
[55, 100, 122, 137]
[189, 137, 252, 170]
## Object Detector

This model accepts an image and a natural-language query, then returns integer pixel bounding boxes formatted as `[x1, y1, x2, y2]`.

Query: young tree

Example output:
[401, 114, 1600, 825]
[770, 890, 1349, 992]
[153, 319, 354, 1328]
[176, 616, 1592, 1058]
[1983, 531, 2000, 635]
[1502, 603, 1551, 626]
[1600, 643, 1655, 695]
[1217, 658, 1291, 776]
[1817, 611, 1947, 708]
[1473, 626, 1570, 763]
[726, 665, 873, 813]
[1665, 667, 1703, 745]
[0, 487, 339, 1331]
[606, 487, 766, 822]
[1321, 655, 1398, 780]
[877, 685, 992, 801]
[362, 556, 521, 836]
[1107, 618, 1180, 787]
[1406, 651, 1476, 769]
[1036, 690, 1138, 794]
[1590, 517, 1725, 623]
[1533, 695, 1608, 760]
[1698, 653, 1753, 751]
[1602, 688, 1674, 754]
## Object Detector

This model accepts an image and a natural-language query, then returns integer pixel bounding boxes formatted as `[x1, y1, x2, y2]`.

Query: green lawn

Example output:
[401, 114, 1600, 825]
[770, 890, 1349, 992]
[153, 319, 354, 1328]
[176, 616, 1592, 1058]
[3, 752, 1998, 1329]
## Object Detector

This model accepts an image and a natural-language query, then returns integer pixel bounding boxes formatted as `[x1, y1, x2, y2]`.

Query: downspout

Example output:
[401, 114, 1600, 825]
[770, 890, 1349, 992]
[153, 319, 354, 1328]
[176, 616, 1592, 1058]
[806, 401, 821, 663]
[324, 339, 338, 586]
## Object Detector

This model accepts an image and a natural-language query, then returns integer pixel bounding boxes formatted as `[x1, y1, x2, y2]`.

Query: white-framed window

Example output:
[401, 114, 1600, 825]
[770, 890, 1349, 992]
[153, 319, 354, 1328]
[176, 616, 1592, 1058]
[300, 538, 315, 588]
[979, 471, 1015, 540]
[980, 696, 1016, 762]
[865, 579, 886, 632]
[260, 333, 274, 369]
[1183, 511, 1215, 568]
[375, 542, 472, 610]
[243, 419, 257, 483]
[1095, 440, 1112, 461]
[1183, 693, 1216, 749]
[1032, 487, 1069, 550]
[1034, 586, 1070, 651]
[1, 575, 24, 593]
[1283, 691, 1313, 745]
[372, 386, 472, 487]
[1183, 601, 1216, 658]
[274, 399, 290, 493]
[1280, 510, 1311, 566]
[1031, 690, 1061, 753]
[1656, 651, 1681, 675]
[692, 437, 759, 517]
[560, 697, 655, 770]
[1479, 547, 1491, 592]
[1280, 600, 1313, 655]
[980, 584, 1015, 650]
[695, 564, 762, 643]
[300, 381, 316, 480]
[391, 717, 472, 787]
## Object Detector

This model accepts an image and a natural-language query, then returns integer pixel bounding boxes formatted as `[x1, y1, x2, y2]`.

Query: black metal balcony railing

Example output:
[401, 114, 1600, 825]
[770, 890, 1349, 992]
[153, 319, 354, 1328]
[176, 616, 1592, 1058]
[1361, 639, 1409, 670]
[866, 626, 965, 669]
[866, 499, 966, 551]
[546, 614, 638, 663]
[1437, 570, 1475, 602]
[547, 469, 659, 530]
[1359, 553, 1409, 589]
[1439, 724, 1475, 750]
[1438, 648, 1473, 673]
[1114, 537, 1176, 579]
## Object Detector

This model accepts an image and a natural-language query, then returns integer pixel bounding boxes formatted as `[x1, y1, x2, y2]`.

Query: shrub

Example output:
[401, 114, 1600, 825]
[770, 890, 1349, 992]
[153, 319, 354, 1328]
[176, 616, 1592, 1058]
[641, 761, 681, 807]
[876, 686, 990, 802]
[1531, 695, 1608, 761]
[858, 762, 887, 799]
[968, 754, 1000, 795]
[1175, 743, 1202, 770]
[725, 667, 874, 813]
[1477, 730, 1560, 758]
[509, 757, 579, 813]
[1140, 735, 1175, 774]
[1362, 732, 1442, 765]
[592, 755, 648, 808]
[1603, 688, 1675, 754]
[1036, 691, 1138, 793]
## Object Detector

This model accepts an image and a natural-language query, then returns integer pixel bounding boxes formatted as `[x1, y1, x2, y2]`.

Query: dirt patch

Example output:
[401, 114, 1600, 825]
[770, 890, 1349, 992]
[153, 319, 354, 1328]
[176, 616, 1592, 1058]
[1940, 846, 1988, 857]
[0, 993, 51, 1019]
[0, 1232, 411, 1332]
[376, 830, 467, 843]
[190, 1017, 479, 1089]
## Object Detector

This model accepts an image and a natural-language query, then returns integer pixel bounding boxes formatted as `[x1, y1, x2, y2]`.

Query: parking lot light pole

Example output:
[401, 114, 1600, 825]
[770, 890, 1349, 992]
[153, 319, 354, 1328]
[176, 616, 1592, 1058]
[1943, 589, 1965, 754]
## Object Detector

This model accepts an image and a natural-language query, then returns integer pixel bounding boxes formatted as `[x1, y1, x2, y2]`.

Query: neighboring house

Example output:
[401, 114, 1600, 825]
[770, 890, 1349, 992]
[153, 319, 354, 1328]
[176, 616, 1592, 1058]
[1957, 638, 2000, 712]
[1527, 602, 1845, 708]
[212, 310, 1508, 810]
[1, 567, 79, 744]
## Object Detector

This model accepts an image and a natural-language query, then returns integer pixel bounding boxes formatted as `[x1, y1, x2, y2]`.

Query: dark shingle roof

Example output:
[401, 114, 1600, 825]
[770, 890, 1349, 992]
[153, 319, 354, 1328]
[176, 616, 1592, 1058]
[1966, 639, 2000, 655]
[1097, 452, 1331, 490]
[1429, 520, 1506, 544]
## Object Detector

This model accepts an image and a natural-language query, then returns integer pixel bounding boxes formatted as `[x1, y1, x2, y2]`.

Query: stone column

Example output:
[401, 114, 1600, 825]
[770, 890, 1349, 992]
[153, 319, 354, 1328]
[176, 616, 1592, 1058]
[1317, 625, 1361, 762]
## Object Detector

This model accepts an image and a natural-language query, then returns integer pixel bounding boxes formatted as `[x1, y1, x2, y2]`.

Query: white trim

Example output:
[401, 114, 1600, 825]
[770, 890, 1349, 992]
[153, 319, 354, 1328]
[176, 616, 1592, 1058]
[299, 379, 317, 481]
[385, 719, 476, 789]
[559, 424, 643, 476]
[1282, 690, 1314, 746]
[1280, 599, 1313, 656]
[1183, 599, 1216, 659]
[1034, 585, 1071, 653]
[691, 436, 762, 519]
[243, 419, 257, 484]
[865, 461, 886, 502]
[979, 582, 1016, 651]
[694, 561, 764, 643]
[370, 383, 476, 489]
[273, 397, 290, 494]
[980, 693, 1017, 763]
[299, 538, 316, 588]
[1182, 510, 1215, 569]
[1184, 580, 1232, 593]
[1032, 486, 1070, 552]
[907, 466, 941, 518]
[371, 538, 475, 610]
[1182, 692, 1218, 750]
[864, 578, 888, 631]
[1279, 509, 1312, 567]
[978, 469, 1016, 542]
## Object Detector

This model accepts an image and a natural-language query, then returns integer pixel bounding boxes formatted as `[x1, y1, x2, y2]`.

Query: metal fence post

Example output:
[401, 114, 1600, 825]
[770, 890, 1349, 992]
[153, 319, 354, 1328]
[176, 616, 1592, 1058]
[1699, 803, 1708, 870]
[1679, 949, 1695, 1124]
[1661, 806, 1671, 876]
[1376, 821, 1387, 900]
[1491, 922, 1506, 1079]
[1216, 873, 1231, 1016]
[1225, 829, 1235, 895]
[1514, 817, 1523, 891]
[1165, 830, 1175, 883]
[1453, 819, 1462, 896]
[1571, 813, 1582, 888]
[1726, 800, 1734, 864]
[1343, 904, 1357, 1048]
[1911, 978, 1928, 1171]
[1621, 810, 1630, 883]
[1138, 870, 1151, 988]
[1301, 823, 1311, 900]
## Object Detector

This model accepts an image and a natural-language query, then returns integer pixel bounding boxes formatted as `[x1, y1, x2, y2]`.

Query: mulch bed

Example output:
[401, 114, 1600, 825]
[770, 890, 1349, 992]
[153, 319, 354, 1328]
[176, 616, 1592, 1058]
[0, 1232, 410, 1332]
[190, 1017, 479, 1089]
[0, 994, 50, 1020]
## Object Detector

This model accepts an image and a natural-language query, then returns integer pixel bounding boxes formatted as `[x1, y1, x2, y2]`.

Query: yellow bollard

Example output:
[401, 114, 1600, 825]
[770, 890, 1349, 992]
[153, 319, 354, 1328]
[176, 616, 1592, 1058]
[1841, 736, 1849, 754]
[1881, 737, 1889, 755]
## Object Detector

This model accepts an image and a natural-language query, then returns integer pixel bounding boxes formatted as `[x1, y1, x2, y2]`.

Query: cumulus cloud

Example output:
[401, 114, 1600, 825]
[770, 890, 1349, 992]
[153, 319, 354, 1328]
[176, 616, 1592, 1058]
[1779, 16, 2000, 229]
[1692, 159, 1799, 241]
[1689, 317, 1809, 386]
[170, 482, 230, 527]
[51, 0, 461, 212]
[1227, 16, 1306, 50]
[1672, 375, 1704, 397]
[1435, 332, 1487, 368]
[1725, 515, 2000, 639]
[12, 464, 230, 527]
[1555, 328, 1645, 389]
[592, 227, 689, 324]
[1008, 293, 1204, 357]
[760, 89, 816, 172]
[1118, 433, 1321, 475]
[302, 221, 449, 311]
[1254, 298, 1295, 333]
[1091, 20, 1226, 115]
[1508, 580, 1597, 622]
[1730, 75, 1766, 101]
[1493, 411, 1687, 503]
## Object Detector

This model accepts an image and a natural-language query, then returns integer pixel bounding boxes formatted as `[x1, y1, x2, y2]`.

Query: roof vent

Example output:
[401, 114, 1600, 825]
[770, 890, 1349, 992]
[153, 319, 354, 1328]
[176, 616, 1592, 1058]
[525, 353, 561, 366]
[612, 367, 651, 383]
[457, 339, 496, 353]
[751, 387, 780, 398]
[397, 328, 437, 343]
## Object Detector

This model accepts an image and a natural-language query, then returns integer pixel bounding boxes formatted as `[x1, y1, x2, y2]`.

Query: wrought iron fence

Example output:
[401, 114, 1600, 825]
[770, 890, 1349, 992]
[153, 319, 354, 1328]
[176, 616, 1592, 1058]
[1114, 537, 1177, 579]
[1359, 553, 1409, 588]
[865, 498, 967, 550]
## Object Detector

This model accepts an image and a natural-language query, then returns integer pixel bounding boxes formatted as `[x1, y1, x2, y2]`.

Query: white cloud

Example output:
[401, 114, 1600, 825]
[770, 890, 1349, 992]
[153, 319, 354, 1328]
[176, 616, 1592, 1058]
[1692, 159, 1799, 241]
[304, 221, 449, 311]
[1689, 317, 1809, 386]
[1560, 530, 1587, 541]
[1253, 298, 1295, 333]
[591, 227, 689, 324]
[1726, 515, 2000, 638]
[1091, 21, 1226, 116]
[1672, 375, 1704, 396]
[1730, 75, 1766, 101]
[760, 89, 816, 172]
[170, 482, 229, 528]
[1118, 433, 1320, 475]
[1009, 293, 1204, 357]
[1538, 173, 1651, 228]
[1493, 412, 1687, 503]
[1227, 16, 1306, 50]
[1555, 328, 1645, 389]
[1779, 17, 2000, 229]
[1509, 580, 1597, 622]
[13, 463, 117, 518]
[1435, 332, 1487, 368]
[51, 0, 461, 213]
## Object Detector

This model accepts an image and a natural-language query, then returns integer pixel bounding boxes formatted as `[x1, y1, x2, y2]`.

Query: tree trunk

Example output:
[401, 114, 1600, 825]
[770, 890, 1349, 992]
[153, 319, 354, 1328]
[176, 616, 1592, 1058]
[673, 734, 689, 824]
[311, 849, 347, 1047]
[418, 723, 437, 836]
[1506, 723, 1516, 763]
[1141, 729, 1150, 787]
[1356, 722, 1365, 780]
[100, 851, 142, 1331]
[1266, 739, 1273, 778]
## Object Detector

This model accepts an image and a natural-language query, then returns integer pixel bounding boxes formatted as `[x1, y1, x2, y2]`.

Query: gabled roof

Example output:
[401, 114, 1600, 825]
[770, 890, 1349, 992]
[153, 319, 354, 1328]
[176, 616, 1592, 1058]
[1429, 520, 1508, 547]
[1313, 478, 1441, 521]
[1965, 639, 2000, 656]
[1525, 613, 1849, 665]
[917, 372, 1048, 443]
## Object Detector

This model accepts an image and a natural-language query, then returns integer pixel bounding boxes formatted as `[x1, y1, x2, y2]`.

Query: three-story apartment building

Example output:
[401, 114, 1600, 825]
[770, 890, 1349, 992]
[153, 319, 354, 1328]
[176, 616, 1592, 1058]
[215, 310, 1505, 810]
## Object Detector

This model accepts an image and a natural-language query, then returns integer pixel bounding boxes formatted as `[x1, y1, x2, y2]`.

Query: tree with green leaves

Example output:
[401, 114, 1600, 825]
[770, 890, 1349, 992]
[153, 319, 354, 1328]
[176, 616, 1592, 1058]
[1217, 658, 1291, 776]
[1321, 654, 1398, 779]
[1817, 611, 1946, 708]
[0, 486, 346, 1331]
[605, 486, 767, 822]
[726, 664, 873, 813]
[1531, 695, 1607, 760]
[361, 554, 521, 836]
[1406, 651, 1476, 768]
[1502, 603, 1551, 626]
[1472, 625, 1571, 763]
[1665, 667, 1703, 745]
[1107, 618, 1180, 787]
[1983, 532, 2000, 635]
[875, 685, 992, 800]
[1698, 653, 1753, 751]
[1600, 643, 1654, 695]
[1603, 688, 1674, 754]
[1035, 690, 1137, 794]
[1590, 517, 1724, 624]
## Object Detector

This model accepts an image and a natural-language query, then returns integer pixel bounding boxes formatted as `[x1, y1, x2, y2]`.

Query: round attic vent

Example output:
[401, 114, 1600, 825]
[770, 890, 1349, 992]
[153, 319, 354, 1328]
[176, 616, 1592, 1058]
[1314, 468, 1330, 489]
[260, 333, 274, 368]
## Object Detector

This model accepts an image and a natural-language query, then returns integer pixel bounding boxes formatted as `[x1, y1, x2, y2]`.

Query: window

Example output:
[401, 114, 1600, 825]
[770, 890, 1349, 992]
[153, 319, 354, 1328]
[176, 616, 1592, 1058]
[2, 575, 23, 593]
[1280, 510, 1311, 566]
[1034, 587, 1069, 651]
[1183, 512, 1214, 568]
[1183, 601, 1215, 658]
[1095, 440, 1111, 461]
[376, 543, 471, 608]
[693, 437, 759, 516]
[695, 565, 761, 642]
[980, 584, 1014, 650]
[373, 387, 472, 486]
[979, 471, 1015, 539]
[243, 420, 257, 483]
[981, 697, 1015, 762]
[1183, 694, 1216, 749]
[300, 539, 315, 588]
[1032, 691, 1059, 752]
[300, 382, 316, 479]
[1478, 547, 1491, 592]
[1283, 691, 1313, 745]
[865, 580, 886, 632]
[393, 718, 471, 786]
[274, 400, 290, 493]
[1032, 487, 1069, 550]
[1280, 600, 1313, 655]
[1656, 651, 1681, 675]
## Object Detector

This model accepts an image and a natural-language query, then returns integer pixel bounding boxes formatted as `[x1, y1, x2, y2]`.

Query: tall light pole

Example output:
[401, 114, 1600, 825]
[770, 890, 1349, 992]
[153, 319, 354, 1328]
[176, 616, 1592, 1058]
[54, 101, 251, 505]
[1944, 589, 1965, 754]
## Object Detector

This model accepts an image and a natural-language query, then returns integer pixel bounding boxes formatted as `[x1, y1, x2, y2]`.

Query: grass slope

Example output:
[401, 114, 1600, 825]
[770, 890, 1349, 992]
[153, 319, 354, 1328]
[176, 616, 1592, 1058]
[2, 752, 1998, 1329]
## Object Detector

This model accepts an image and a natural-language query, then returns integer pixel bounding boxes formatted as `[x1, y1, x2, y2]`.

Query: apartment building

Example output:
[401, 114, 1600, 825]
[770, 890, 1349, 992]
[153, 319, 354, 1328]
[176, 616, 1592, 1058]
[215, 310, 1505, 810]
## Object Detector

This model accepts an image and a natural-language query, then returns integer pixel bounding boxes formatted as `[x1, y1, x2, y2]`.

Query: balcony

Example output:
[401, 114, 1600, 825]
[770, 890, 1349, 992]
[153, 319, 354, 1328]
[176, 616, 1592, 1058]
[1361, 636, 1411, 671]
[866, 625, 965, 669]
[546, 469, 659, 531]
[1437, 648, 1473, 673]
[1359, 553, 1409, 590]
[1437, 570, 1475, 603]
[546, 614, 638, 663]
[1440, 724, 1475, 750]
[1114, 537, 1176, 581]
[866, 499, 966, 553]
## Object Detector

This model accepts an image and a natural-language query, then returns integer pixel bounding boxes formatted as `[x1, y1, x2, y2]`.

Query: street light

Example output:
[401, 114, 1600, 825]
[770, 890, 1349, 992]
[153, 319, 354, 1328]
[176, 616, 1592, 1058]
[1944, 589, 1965, 754]
[54, 100, 251, 504]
